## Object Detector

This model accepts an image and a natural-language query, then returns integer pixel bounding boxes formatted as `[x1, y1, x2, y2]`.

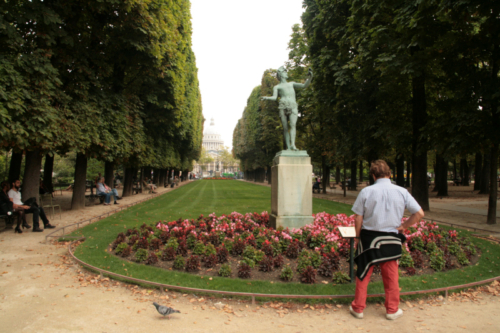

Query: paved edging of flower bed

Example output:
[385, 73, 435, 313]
[68, 238, 500, 304]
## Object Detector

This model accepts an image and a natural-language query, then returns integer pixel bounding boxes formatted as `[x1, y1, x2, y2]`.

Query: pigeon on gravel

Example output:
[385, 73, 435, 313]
[153, 302, 181, 319]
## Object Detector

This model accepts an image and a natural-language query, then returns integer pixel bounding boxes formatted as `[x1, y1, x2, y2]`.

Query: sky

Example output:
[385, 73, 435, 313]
[190, 0, 305, 150]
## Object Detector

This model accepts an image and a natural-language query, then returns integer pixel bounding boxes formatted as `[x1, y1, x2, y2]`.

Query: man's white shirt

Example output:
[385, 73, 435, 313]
[8, 189, 23, 206]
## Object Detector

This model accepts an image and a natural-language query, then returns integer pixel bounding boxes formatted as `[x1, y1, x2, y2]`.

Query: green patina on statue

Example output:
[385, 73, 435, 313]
[261, 66, 313, 151]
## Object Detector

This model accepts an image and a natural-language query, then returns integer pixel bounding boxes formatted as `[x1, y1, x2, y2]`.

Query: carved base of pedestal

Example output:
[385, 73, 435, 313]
[269, 214, 314, 230]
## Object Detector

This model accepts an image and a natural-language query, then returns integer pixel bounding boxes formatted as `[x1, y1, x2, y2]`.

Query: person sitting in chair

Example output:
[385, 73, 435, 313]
[96, 177, 120, 205]
[8, 179, 55, 232]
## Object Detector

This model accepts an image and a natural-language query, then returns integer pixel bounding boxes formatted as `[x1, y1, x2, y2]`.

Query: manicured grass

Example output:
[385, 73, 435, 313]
[71, 180, 500, 301]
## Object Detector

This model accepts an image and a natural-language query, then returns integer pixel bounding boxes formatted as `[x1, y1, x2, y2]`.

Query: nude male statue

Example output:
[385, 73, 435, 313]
[261, 66, 313, 151]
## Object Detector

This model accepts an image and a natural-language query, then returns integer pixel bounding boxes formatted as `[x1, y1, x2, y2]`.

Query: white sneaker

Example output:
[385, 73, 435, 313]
[386, 308, 403, 320]
[349, 305, 363, 319]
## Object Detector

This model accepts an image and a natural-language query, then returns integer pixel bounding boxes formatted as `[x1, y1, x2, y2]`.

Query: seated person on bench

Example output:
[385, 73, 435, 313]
[312, 178, 321, 193]
[96, 177, 120, 205]
[143, 178, 157, 193]
[8, 179, 55, 232]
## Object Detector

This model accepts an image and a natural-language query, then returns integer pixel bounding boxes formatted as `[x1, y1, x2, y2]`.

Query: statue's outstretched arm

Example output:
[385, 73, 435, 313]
[293, 68, 313, 89]
[261, 86, 279, 101]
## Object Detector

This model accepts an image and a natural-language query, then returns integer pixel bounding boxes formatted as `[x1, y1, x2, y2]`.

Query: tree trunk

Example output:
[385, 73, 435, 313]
[267, 165, 272, 185]
[343, 159, 347, 197]
[487, 144, 498, 225]
[460, 158, 469, 186]
[436, 154, 448, 197]
[322, 159, 329, 194]
[71, 153, 87, 210]
[406, 159, 411, 188]
[43, 153, 54, 192]
[411, 73, 429, 211]
[432, 156, 439, 192]
[479, 151, 490, 194]
[474, 152, 482, 191]
[335, 166, 340, 184]
[396, 154, 405, 187]
[104, 161, 114, 188]
[349, 160, 357, 191]
[153, 168, 160, 185]
[160, 169, 166, 187]
[139, 168, 144, 193]
[8, 152, 23, 184]
[23, 150, 43, 206]
[122, 167, 135, 197]
[359, 160, 363, 183]
[453, 158, 457, 181]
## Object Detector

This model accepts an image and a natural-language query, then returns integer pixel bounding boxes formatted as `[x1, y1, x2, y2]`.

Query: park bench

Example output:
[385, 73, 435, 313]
[0, 214, 14, 229]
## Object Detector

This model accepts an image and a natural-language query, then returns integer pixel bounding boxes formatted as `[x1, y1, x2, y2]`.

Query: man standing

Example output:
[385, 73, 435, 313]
[261, 67, 313, 151]
[8, 179, 56, 232]
[350, 160, 424, 320]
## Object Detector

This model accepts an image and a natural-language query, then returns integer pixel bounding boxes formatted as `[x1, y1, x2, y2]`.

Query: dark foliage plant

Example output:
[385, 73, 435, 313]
[237, 262, 252, 279]
[203, 254, 218, 268]
[120, 245, 132, 257]
[186, 255, 200, 272]
[136, 237, 149, 250]
[286, 241, 300, 259]
[406, 267, 416, 276]
[177, 239, 188, 257]
[300, 265, 317, 284]
[128, 235, 139, 246]
[261, 242, 274, 257]
[150, 238, 163, 251]
[145, 252, 158, 265]
[259, 256, 274, 272]
[160, 231, 170, 244]
[411, 250, 425, 268]
[232, 239, 245, 256]
[317, 257, 335, 277]
[216, 246, 229, 263]
[161, 247, 176, 261]
[273, 254, 284, 268]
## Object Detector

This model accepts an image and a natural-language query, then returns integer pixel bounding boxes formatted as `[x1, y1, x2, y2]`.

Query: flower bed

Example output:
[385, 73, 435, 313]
[203, 177, 233, 180]
[110, 212, 479, 285]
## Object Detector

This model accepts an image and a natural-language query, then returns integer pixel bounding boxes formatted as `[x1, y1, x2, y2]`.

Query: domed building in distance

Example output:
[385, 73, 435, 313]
[202, 118, 224, 152]
[192, 118, 239, 178]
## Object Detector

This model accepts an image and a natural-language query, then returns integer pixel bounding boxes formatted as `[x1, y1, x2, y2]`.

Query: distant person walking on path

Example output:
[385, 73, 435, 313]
[350, 160, 424, 320]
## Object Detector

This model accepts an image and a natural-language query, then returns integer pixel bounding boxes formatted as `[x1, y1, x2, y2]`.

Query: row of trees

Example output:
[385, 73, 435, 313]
[233, 0, 499, 224]
[1, 0, 203, 209]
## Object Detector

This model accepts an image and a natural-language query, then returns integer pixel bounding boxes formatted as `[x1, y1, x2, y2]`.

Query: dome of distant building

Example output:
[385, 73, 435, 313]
[203, 118, 224, 151]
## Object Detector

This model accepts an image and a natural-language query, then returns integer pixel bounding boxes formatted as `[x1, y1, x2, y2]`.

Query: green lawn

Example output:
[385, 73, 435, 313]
[71, 180, 500, 301]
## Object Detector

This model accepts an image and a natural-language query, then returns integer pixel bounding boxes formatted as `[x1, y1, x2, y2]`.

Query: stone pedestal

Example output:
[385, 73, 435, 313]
[270, 150, 314, 229]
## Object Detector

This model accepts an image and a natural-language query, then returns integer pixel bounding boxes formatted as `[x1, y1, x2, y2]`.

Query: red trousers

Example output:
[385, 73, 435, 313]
[351, 260, 399, 314]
